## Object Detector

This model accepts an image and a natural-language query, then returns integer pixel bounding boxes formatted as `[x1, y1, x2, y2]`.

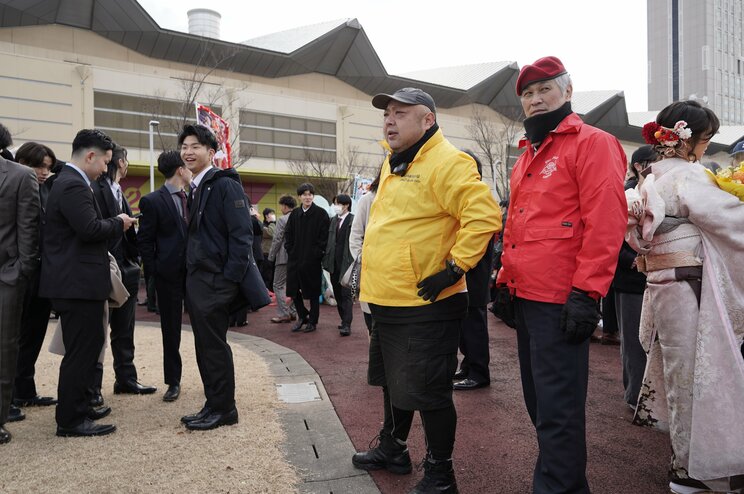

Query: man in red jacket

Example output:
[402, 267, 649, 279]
[497, 56, 626, 493]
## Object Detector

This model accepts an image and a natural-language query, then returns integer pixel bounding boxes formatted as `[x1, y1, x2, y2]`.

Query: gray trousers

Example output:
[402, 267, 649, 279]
[614, 291, 646, 407]
[0, 280, 27, 424]
[272, 264, 296, 318]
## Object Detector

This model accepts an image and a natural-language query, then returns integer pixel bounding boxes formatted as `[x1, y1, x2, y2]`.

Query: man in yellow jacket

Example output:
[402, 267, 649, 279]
[352, 87, 501, 494]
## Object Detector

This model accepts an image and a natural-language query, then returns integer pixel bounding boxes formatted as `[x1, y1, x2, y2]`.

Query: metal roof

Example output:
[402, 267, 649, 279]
[0, 0, 522, 116]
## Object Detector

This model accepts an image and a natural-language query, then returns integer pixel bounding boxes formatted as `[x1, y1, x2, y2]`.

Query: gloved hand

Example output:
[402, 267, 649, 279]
[560, 288, 601, 344]
[417, 264, 463, 302]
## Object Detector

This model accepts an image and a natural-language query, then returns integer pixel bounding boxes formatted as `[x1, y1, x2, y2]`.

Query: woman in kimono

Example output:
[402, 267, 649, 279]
[626, 100, 744, 494]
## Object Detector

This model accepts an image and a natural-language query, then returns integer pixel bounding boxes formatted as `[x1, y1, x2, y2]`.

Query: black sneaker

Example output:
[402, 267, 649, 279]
[352, 432, 412, 475]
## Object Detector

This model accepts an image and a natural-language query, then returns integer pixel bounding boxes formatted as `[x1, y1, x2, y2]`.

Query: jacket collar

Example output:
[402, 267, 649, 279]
[518, 112, 583, 149]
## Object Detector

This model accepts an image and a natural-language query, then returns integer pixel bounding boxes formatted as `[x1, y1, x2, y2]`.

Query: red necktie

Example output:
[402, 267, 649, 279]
[176, 190, 188, 222]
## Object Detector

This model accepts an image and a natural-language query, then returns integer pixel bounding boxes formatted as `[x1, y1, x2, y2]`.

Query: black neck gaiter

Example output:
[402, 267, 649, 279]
[389, 123, 439, 174]
[523, 101, 572, 146]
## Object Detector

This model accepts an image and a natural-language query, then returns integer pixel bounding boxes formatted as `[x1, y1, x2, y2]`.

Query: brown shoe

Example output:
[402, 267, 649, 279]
[271, 316, 292, 323]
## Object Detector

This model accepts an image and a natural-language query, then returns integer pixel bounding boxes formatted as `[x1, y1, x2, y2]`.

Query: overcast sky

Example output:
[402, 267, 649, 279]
[138, 0, 649, 112]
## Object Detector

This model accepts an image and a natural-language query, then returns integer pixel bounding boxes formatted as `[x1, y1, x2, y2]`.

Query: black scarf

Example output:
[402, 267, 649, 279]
[389, 123, 439, 175]
[523, 101, 573, 146]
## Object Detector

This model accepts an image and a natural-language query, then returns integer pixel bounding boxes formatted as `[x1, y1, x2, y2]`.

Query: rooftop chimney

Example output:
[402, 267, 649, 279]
[187, 8, 221, 39]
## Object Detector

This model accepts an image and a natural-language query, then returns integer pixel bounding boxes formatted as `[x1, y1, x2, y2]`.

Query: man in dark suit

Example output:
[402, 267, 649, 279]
[284, 183, 330, 333]
[138, 150, 192, 402]
[92, 145, 156, 401]
[0, 151, 40, 444]
[179, 124, 253, 431]
[40, 129, 136, 437]
[322, 194, 354, 336]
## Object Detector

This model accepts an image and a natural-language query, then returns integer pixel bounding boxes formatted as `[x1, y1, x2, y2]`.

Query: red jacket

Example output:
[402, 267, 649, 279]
[497, 113, 627, 303]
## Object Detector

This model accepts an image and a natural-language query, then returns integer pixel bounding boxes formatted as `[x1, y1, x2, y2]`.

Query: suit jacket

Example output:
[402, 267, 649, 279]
[138, 185, 187, 282]
[268, 212, 291, 265]
[322, 213, 354, 276]
[92, 178, 138, 267]
[0, 156, 40, 285]
[39, 166, 122, 300]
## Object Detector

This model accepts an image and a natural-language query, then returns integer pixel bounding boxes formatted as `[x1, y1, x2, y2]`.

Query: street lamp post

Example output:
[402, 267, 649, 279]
[148, 120, 159, 193]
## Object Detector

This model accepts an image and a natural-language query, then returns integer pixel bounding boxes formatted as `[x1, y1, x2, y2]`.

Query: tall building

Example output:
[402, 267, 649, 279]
[648, 0, 744, 124]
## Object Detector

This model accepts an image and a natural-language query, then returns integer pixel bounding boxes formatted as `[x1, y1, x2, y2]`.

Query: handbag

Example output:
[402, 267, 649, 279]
[340, 254, 361, 300]
[490, 286, 516, 329]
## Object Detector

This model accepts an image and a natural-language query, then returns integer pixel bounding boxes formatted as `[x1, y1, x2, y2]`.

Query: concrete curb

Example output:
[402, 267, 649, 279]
[227, 330, 380, 494]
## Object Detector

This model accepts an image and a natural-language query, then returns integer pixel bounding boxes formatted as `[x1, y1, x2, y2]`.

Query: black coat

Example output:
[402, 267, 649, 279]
[613, 178, 646, 294]
[466, 237, 494, 307]
[92, 178, 139, 267]
[187, 167, 252, 283]
[137, 185, 187, 282]
[39, 166, 122, 300]
[284, 202, 330, 298]
[251, 216, 264, 262]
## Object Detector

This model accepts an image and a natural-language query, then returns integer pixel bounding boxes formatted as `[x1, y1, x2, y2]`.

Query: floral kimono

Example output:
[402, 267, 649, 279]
[626, 158, 744, 490]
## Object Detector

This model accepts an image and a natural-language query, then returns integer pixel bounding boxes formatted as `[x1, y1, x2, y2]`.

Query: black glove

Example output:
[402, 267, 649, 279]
[417, 264, 464, 302]
[490, 286, 517, 329]
[560, 289, 601, 344]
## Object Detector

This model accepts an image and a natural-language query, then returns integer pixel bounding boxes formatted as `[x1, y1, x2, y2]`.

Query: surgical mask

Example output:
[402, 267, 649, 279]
[333, 205, 343, 215]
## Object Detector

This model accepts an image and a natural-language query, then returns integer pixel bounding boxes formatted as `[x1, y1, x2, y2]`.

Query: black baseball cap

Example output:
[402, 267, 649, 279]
[372, 87, 436, 113]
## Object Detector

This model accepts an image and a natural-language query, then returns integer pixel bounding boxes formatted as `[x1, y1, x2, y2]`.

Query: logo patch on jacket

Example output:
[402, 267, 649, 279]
[540, 157, 559, 179]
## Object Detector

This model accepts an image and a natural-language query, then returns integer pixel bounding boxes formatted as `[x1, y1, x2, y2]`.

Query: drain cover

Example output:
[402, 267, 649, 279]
[276, 382, 321, 403]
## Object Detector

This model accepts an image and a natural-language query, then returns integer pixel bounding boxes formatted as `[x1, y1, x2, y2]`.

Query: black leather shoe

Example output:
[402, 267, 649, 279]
[13, 395, 58, 407]
[113, 380, 157, 395]
[453, 378, 490, 391]
[339, 326, 351, 336]
[8, 405, 25, 422]
[56, 419, 116, 437]
[290, 319, 306, 332]
[87, 406, 112, 421]
[303, 323, 317, 333]
[452, 369, 468, 380]
[89, 392, 104, 408]
[163, 385, 180, 402]
[185, 408, 239, 431]
[0, 425, 11, 444]
[181, 406, 211, 424]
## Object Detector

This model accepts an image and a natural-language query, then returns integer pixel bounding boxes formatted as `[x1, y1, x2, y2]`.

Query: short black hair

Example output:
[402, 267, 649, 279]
[178, 124, 218, 151]
[297, 183, 315, 196]
[334, 194, 352, 206]
[51, 159, 65, 174]
[0, 123, 12, 149]
[262, 207, 275, 217]
[279, 195, 296, 209]
[15, 142, 55, 168]
[72, 129, 115, 156]
[158, 150, 185, 179]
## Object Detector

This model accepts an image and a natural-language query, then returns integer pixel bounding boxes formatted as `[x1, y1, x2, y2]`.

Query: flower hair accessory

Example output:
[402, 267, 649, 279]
[642, 120, 692, 147]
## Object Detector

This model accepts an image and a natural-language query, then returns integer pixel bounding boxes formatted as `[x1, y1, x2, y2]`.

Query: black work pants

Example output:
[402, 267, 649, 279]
[52, 298, 106, 428]
[515, 297, 590, 494]
[186, 270, 239, 413]
[14, 286, 52, 399]
[293, 291, 319, 325]
[93, 293, 138, 391]
[457, 305, 490, 383]
[155, 275, 184, 386]
[330, 271, 353, 327]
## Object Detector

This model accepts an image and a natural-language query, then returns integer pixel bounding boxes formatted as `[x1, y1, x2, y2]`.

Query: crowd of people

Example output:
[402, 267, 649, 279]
[1, 53, 743, 494]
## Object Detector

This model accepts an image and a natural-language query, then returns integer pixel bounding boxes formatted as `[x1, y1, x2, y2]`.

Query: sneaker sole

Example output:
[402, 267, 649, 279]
[668, 481, 712, 494]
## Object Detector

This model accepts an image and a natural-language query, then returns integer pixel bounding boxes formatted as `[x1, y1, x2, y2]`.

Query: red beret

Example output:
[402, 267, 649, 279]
[516, 56, 567, 96]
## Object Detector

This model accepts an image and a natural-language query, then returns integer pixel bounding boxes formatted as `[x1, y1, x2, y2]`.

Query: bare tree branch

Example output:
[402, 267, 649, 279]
[466, 107, 524, 201]
[287, 145, 368, 199]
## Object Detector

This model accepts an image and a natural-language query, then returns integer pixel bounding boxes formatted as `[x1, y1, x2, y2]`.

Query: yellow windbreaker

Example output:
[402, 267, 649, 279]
[360, 129, 501, 307]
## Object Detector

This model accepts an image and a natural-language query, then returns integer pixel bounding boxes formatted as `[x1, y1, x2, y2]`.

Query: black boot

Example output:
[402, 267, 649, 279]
[351, 431, 412, 474]
[409, 455, 458, 494]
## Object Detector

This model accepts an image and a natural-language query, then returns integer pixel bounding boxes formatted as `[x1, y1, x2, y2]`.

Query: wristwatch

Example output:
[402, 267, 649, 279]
[447, 259, 465, 277]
